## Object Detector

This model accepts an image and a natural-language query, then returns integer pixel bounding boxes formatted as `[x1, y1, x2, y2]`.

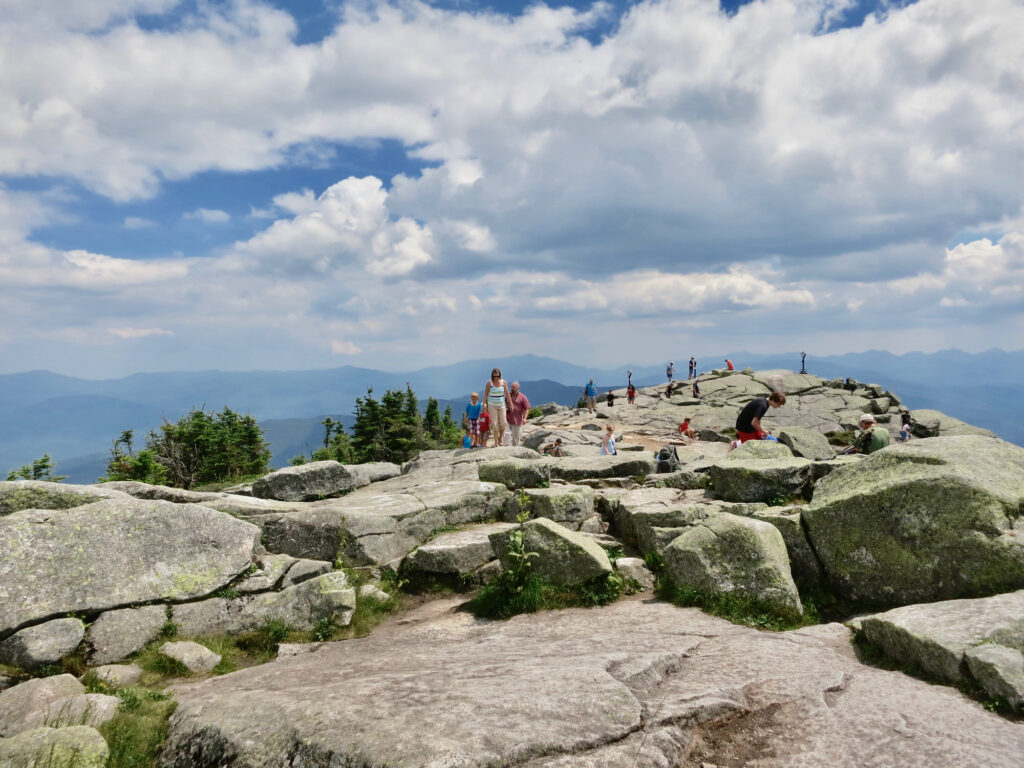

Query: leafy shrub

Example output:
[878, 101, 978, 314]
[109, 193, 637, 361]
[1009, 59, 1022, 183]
[5, 453, 66, 482]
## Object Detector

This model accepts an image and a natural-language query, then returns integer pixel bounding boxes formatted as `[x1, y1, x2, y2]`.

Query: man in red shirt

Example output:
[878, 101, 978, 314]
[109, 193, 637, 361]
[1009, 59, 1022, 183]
[507, 382, 531, 447]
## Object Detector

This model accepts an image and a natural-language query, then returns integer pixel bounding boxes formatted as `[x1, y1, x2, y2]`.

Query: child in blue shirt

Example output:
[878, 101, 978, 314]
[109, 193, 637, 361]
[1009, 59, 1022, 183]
[465, 393, 483, 447]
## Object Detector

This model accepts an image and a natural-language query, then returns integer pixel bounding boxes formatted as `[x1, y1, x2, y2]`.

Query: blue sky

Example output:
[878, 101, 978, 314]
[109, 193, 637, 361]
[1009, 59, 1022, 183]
[1, 0, 1022, 378]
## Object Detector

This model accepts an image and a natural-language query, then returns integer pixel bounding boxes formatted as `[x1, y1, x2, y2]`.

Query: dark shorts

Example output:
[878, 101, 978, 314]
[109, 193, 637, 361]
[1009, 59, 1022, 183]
[468, 418, 479, 435]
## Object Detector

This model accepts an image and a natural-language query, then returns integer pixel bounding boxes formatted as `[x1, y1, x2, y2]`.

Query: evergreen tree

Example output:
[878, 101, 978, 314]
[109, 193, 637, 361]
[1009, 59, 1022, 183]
[6, 454, 67, 482]
[103, 408, 271, 489]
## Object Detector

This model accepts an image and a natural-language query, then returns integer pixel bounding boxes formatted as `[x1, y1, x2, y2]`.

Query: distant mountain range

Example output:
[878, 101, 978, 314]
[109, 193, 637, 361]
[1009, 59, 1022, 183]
[1, 350, 1019, 484]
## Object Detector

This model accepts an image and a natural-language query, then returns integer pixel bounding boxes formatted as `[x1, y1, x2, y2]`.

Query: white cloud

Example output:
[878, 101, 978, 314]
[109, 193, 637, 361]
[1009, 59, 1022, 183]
[236, 176, 436, 276]
[183, 208, 231, 224]
[124, 216, 156, 229]
[331, 340, 362, 355]
[2, 0, 1024, 375]
[107, 327, 174, 338]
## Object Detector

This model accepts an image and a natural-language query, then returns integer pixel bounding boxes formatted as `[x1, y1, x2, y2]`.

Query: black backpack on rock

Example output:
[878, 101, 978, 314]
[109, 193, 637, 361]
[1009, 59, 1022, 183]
[656, 445, 679, 473]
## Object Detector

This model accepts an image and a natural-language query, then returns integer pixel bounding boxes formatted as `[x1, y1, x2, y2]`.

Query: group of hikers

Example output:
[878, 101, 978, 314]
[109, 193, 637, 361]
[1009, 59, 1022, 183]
[463, 363, 908, 459]
[461, 367, 531, 449]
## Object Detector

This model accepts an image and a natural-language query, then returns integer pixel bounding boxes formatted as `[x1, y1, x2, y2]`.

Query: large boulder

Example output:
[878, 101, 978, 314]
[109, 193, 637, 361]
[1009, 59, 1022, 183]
[173, 572, 357, 637]
[86, 605, 167, 665]
[775, 426, 835, 460]
[490, 518, 612, 587]
[0, 480, 130, 517]
[0, 499, 260, 636]
[478, 459, 552, 489]
[548, 454, 658, 482]
[38, 693, 121, 729]
[0, 618, 85, 669]
[724, 440, 794, 460]
[0, 725, 109, 767]
[162, 598, 1024, 768]
[663, 512, 802, 618]
[708, 457, 814, 503]
[910, 409, 996, 438]
[803, 436, 1024, 609]
[252, 461, 400, 501]
[400, 523, 516, 587]
[259, 478, 510, 566]
[98, 481, 225, 503]
[855, 590, 1024, 709]
[516, 485, 595, 526]
[0, 674, 85, 737]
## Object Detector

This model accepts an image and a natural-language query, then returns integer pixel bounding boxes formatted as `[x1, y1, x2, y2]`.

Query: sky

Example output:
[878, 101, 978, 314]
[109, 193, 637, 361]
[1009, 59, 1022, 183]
[1, 0, 1022, 378]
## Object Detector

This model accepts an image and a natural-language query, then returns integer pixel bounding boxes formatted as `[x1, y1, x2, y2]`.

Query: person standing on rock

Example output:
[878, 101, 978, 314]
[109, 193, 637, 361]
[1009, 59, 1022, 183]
[601, 424, 617, 455]
[692, 378, 701, 398]
[464, 392, 483, 448]
[627, 383, 636, 405]
[483, 368, 510, 447]
[735, 392, 786, 443]
[506, 382, 531, 447]
[584, 379, 597, 413]
[689, 357, 696, 379]
[666, 361, 675, 383]
[854, 414, 890, 454]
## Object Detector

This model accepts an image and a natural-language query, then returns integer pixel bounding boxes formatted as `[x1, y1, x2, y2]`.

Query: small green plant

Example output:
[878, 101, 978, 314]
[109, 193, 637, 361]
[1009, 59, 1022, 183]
[468, 508, 542, 619]
[158, 620, 178, 640]
[643, 551, 665, 575]
[236, 618, 291, 655]
[665, 584, 806, 631]
[101, 687, 178, 768]
[528, 407, 543, 419]
[215, 586, 241, 600]
[605, 546, 625, 562]
[311, 617, 337, 643]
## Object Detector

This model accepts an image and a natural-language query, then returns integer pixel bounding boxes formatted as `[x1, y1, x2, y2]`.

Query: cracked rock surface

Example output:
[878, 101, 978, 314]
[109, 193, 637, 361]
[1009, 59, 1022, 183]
[162, 599, 1024, 767]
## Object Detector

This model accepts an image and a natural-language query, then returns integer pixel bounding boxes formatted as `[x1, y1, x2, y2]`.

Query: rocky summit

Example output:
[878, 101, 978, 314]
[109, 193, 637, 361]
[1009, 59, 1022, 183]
[0, 367, 1022, 766]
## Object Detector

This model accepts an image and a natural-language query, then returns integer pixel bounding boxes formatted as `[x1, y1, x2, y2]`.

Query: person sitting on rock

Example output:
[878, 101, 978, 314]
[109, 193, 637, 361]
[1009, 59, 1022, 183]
[540, 438, 565, 457]
[601, 424, 617, 455]
[897, 412, 912, 442]
[735, 391, 786, 443]
[678, 418, 697, 441]
[853, 413, 890, 454]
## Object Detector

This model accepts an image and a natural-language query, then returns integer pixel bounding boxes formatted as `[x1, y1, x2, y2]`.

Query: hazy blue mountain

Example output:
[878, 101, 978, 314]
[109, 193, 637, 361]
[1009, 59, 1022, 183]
[3, 349, 1020, 484]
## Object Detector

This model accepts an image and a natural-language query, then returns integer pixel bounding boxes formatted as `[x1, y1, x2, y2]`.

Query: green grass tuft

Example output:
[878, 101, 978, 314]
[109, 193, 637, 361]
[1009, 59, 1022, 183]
[664, 584, 809, 631]
[100, 687, 178, 768]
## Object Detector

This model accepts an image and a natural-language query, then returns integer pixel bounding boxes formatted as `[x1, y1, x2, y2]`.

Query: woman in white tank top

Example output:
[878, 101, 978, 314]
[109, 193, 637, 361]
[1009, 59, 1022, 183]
[483, 367, 511, 447]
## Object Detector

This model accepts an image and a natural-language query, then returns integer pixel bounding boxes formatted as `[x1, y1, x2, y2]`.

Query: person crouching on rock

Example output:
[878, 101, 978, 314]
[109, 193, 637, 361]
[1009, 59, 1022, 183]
[735, 392, 786, 443]
[853, 413, 890, 454]
[540, 438, 564, 457]
[679, 418, 697, 441]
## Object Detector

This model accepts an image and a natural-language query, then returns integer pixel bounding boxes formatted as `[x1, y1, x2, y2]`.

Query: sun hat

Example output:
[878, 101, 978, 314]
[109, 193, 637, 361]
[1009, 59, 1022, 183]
[859, 413, 877, 424]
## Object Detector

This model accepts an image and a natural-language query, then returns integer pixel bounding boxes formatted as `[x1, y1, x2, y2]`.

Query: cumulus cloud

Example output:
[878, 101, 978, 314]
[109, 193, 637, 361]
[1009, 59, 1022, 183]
[331, 340, 362, 355]
[107, 327, 174, 339]
[183, 208, 231, 224]
[1, 0, 1023, 375]
[235, 176, 436, 277]
[124, 216, 156, 229]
